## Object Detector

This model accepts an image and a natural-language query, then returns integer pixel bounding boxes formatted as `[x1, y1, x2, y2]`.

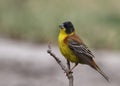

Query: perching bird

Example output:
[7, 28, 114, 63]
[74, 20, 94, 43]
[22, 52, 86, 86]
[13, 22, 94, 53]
[58, 21, 109, 81]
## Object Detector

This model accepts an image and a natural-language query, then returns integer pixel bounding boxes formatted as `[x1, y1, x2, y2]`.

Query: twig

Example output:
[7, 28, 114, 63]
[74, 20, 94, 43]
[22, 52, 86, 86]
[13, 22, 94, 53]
[47, 42, 74, 86]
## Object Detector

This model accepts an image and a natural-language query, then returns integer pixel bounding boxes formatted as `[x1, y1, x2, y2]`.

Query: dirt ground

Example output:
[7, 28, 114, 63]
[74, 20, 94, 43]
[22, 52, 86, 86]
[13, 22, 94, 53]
[0, 38, 120, 86]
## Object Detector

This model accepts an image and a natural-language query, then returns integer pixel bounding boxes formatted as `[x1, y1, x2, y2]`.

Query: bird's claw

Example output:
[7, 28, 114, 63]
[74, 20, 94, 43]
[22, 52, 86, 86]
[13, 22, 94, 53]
[66, 70, 73, 76]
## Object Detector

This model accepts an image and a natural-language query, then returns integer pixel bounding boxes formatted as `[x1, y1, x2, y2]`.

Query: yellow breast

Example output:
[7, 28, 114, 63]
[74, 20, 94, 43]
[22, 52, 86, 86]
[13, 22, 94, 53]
[58, 29, 79, 63]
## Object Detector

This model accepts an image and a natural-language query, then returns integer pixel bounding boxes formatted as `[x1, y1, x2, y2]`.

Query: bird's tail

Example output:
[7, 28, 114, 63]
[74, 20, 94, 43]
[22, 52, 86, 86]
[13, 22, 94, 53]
[91, 61, 109, 82]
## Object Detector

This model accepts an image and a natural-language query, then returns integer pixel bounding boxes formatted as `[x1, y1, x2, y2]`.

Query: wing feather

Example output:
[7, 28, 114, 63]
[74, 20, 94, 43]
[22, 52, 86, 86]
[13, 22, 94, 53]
[67, 35, 109, 81]
[68, 37, 95, 64]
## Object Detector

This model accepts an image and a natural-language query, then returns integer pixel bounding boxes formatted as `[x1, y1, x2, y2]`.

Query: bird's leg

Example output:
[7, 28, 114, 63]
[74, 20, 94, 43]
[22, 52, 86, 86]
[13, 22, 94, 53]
[67, 60, 71, 70]
[69, 63, 78, 72]
[66, 60, 78, 75]
[66, 60, 72, 75]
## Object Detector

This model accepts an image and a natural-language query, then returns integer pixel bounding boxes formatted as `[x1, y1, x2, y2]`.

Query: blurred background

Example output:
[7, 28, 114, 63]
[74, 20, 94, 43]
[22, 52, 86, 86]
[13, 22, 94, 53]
[0, 0, 120, 86]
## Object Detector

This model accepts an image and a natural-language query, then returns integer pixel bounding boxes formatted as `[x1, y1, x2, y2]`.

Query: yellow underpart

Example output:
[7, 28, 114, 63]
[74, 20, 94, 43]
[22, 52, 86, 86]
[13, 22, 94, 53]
[58, 29, 79, 63]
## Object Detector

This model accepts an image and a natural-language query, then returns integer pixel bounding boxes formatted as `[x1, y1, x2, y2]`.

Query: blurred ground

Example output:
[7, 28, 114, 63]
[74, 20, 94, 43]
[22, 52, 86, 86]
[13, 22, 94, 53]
[0, 38, 120, 86]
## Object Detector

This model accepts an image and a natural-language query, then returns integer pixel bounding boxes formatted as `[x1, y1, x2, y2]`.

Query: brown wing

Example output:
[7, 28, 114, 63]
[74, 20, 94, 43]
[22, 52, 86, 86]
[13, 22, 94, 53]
[67, 34, 95, 64]
[67, 34, 109, 81]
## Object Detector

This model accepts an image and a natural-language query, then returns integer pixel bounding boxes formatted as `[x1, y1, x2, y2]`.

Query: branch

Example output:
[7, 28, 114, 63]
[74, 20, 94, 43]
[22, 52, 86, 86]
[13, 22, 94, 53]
[47, 42, 74, 86]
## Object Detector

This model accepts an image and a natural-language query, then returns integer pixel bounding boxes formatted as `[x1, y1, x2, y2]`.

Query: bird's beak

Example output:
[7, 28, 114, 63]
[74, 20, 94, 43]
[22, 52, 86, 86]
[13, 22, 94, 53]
[59, 24, 64, 29]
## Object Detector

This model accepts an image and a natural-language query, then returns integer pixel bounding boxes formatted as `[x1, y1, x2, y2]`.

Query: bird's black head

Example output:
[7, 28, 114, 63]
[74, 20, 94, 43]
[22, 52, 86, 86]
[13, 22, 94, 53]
[59, 21, 75, 34]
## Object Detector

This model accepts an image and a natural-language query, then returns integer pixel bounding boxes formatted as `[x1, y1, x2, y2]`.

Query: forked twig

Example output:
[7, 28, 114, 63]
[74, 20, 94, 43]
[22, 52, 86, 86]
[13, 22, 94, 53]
[47, 42, 74, 86]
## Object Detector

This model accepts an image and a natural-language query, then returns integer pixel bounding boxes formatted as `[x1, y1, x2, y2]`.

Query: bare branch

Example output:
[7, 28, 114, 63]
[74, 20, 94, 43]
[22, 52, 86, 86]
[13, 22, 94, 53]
[47, 42, 74, 86]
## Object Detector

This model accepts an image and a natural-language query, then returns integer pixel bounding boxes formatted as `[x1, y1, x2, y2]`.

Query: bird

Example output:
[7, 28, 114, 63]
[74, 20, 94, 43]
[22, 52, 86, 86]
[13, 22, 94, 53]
[58, 21, 109, 82]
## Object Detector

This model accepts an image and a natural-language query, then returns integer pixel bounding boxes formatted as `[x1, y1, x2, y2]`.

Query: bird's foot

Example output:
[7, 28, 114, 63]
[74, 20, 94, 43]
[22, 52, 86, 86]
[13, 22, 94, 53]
[66, 69, 73, 76]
